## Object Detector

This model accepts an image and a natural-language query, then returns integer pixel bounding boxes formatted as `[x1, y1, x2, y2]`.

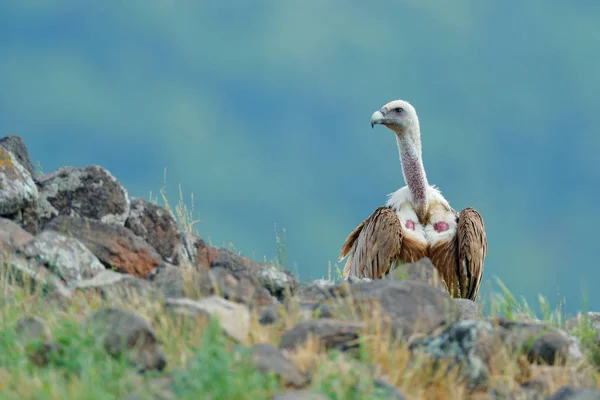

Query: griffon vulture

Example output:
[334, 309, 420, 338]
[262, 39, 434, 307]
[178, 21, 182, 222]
[338, 100, 487, 300]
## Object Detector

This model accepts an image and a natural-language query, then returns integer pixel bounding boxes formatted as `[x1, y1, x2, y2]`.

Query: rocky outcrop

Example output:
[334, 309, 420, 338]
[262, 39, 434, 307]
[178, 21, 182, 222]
[45, 215, 163, 279]
[125, 198, 183, 264]
[165, 296, 251, 342]
[0, 146, 38, 231]
[17, 230, 105, 284]
[36, 165, 131, 228]
[0, 134, 598, 400]
[84, 307, 167, 372]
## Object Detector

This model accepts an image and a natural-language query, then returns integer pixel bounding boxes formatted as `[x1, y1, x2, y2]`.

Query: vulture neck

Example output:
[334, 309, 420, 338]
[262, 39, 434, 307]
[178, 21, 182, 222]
[396, 129, 429, 221]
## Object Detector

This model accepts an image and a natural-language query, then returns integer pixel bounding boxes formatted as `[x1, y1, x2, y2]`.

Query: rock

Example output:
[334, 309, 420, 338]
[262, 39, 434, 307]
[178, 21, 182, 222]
[297, 279, 336, 304]
[498, 319, 585, 365]
[15, 315, 60, 367]
[146, 263, 206, 298]
[71, 269, 156, 299]
[18, 230, 105, 284]
[175, 232, 219, 270]
[125, 376, 176, 400]
[279, 319, 366, 354]
[165, 296, 251, 343]
[1, 254, 72, 299]
[36, 165, 130, 228]
[0, 135, 36, 178]
[564, 312, 600, 332]
[247, 344, 310, 388]
[520, 365, 596, 397]
[272, 391, 330, 400]
[174, 234, 299, 300]
[317, 279, 458, 340]
[547, 386, 600, 400]
[0, 217, 33, 254]
[386, 257, 448, 293]
[258, 305, 279, 325]
[15, 315, 52, 343]
[373, 379, 406, 400]
[205, 266, 262, 306]
[409, 319, 502, 389]
[0, 146, 38, 220]
[45, 216, 162, 278]
[84, 307, 167, 372]
[487, 385, 544, 400]
[454, 298, 483, 320]
[211, 247, 299, 300]
[256, 264, 300, 300]
[147, 263, 276, 308]
[125, 198, 183, 264]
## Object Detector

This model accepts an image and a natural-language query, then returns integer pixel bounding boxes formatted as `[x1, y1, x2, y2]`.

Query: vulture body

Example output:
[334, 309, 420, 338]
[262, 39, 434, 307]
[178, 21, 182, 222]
[338, 100, 487, 301]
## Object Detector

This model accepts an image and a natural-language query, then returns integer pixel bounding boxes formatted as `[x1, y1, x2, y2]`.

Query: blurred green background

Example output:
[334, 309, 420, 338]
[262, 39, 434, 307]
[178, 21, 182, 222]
[2, 1, 599, 315]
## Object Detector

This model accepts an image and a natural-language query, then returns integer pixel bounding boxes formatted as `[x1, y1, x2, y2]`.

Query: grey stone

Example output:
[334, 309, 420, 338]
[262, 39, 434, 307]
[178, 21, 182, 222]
[15, 315, 51, 343]
[85, 307, 166, 372]
[1, 253, 72, 299]
[498, 319, 585, 365]
[0, 146, 38, 219]
[0, 135, 35, 178]
[564, 312, 600, 332]
[247, 344, 310, 388]
[373, 379, 406, 400]
[272, 391, 330, 400]
[547, 386, 600, 400]
[386, 257, 448, 293]
[36, 165, 130, 228]
[409, 319, 502, 389]
[45, 216, 162, 279]
[71, 269, 155, 299]
[18, 230, 104, 284]
[125, 198, 183, 264]
[319, 279, 458, 340]
[165, 296, 251, 343]
[279, 318, 366, 354]
[0, 217, 34, 254]
[454, 298, 483, 320]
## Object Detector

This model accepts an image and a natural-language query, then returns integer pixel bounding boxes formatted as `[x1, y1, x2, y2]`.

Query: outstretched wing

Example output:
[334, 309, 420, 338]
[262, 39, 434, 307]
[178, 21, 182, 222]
[338, 206, 403, 279]
[457, 207, 487, 300]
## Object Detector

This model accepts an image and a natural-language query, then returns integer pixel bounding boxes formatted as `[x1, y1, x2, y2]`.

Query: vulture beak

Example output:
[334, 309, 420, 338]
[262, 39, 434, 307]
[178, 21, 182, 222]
[370, 110, 384, 128]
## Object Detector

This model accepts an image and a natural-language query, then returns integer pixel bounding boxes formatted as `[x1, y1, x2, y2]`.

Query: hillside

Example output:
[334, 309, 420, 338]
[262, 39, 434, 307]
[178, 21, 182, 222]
[0, 135, 598, 399]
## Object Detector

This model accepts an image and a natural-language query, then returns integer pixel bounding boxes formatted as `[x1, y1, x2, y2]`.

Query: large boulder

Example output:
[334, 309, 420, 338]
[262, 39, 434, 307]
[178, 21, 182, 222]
[36, 165, 130, 228]
[176, 233, 299, 301]
[0, 217, 34, 254]
[314, 279, 459, 340]
[45, 216, 162, 279]
[84, 307, 167, 372]
[17, 230, 105, 284]
[0, 253, 72, 299]
[409, 318, 587, 390]
[71, 269, 156, 300]
[165, 296, 251, 343]
[279, 319, 366, 354]
[0, 135, 36, 179]
[147, 263, 276, 308]
[125, 198, 184, 264]
[247, 344, 310, 388]
[0, 146, 38, 229]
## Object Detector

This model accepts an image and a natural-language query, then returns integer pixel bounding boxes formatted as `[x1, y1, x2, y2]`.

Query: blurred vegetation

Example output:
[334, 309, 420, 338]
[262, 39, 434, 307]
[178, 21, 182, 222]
[1, 1, 600, 314]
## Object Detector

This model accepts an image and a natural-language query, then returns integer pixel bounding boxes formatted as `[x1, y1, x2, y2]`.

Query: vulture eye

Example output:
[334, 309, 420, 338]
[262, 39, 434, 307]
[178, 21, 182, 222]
[395, 107, 404, 113]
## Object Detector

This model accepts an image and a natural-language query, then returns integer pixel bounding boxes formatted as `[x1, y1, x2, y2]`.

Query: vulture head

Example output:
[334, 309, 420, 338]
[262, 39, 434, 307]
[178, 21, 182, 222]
[370, 99, 419, 137]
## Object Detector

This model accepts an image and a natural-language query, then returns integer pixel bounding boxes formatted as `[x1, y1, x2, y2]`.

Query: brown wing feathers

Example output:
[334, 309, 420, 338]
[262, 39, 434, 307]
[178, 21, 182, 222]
[340, 207, 402, 279]
[457, 207, 487, 300]
[339, 205, 486, 301]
